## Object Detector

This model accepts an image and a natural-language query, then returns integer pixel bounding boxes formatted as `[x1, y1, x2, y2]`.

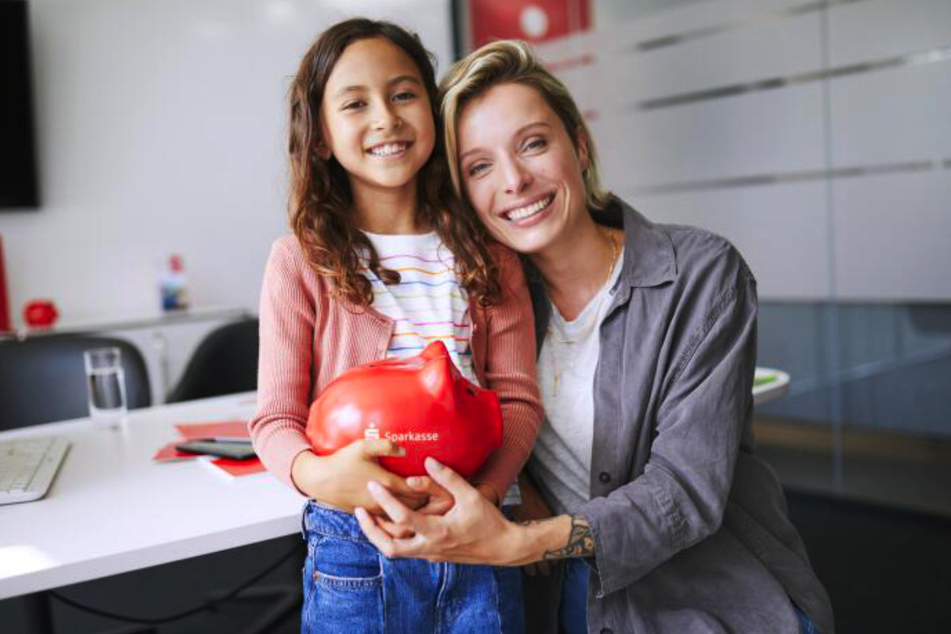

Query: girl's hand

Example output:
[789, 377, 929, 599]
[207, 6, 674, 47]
[404, 477, 500, 516]
[355, 458, 532, 566]
[291, 440, 428, 516]
[404, 475, 455, 516]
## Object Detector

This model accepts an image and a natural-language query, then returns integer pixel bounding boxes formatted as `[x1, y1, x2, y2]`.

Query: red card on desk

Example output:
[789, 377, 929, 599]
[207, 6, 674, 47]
[152, 442, 196, 463]
[152, 443, 265, 478]
[152, 421, 259, 477]
[209, 457, 266, 478]
[174, 420, 250, 441]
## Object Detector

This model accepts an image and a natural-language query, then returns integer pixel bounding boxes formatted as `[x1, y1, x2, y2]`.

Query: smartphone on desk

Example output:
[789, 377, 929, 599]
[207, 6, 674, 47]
[176, 439, 256, 460]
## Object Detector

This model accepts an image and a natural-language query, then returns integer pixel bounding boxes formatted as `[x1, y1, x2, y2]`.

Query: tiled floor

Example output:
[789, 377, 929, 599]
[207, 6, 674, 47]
[784, 488, 951, 634]
[756, 417, 951, 633]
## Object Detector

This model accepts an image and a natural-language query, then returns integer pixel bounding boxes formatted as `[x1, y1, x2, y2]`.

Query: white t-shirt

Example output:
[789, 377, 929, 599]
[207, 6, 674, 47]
[362, 231, 478, 385]
[530, 249, 624, 512]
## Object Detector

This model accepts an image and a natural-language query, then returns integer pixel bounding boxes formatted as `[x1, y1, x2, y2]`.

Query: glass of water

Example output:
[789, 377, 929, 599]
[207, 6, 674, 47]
[84, 347, 128, 429]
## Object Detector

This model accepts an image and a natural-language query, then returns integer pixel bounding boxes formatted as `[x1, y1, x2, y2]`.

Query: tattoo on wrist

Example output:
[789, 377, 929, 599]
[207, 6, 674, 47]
[543, 515, 595, 560]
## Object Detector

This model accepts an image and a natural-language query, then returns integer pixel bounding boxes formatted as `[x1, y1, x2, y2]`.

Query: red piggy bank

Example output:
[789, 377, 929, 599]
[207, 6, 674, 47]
[306, 340, 503, 477]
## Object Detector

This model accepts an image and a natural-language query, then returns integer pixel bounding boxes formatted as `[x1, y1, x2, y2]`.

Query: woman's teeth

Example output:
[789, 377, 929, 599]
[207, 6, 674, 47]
[506, 195, 554, 221]
[368, 142, 409, 157]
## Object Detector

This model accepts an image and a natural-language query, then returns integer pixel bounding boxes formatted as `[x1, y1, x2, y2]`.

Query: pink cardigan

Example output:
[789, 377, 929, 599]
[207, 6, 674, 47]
[249, 235, 543, 501]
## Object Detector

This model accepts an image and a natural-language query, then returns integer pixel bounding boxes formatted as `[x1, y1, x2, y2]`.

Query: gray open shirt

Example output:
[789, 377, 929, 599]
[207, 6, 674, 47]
[524, 198, 834, 634]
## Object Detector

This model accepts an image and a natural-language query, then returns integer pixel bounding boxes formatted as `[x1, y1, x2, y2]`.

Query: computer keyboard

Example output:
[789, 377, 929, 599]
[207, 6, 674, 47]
[0, 436, 70, 505]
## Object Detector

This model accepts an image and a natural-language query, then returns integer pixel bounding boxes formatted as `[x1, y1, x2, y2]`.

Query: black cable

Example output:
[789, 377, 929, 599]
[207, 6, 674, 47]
[49, 541, 301, 625]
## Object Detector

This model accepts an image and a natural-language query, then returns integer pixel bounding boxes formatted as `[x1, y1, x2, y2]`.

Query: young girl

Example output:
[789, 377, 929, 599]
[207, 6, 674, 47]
[248, 19, 542, 633]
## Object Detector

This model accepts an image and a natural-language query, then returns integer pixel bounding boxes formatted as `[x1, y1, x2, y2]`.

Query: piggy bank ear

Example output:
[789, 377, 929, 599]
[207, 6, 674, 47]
[420, 354, 452, 401]
[420, 340, 449, 361]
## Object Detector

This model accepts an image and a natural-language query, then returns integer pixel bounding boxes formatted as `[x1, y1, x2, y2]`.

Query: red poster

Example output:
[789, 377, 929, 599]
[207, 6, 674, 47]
[465, 0, 590, 50]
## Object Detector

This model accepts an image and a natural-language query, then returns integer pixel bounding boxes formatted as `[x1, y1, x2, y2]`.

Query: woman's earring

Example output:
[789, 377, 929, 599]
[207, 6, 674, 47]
[316, 143, 331, 160]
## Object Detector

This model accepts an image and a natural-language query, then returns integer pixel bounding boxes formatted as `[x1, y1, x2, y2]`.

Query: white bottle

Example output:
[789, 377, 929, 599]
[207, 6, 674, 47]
[160, 254, 190, 312]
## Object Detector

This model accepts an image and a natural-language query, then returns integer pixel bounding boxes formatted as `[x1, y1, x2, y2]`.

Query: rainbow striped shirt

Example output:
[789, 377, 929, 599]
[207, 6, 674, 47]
[363, 231, 477, 385]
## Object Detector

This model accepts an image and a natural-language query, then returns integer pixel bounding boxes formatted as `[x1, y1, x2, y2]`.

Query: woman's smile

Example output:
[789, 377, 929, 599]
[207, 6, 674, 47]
[499, 192, 556, 225]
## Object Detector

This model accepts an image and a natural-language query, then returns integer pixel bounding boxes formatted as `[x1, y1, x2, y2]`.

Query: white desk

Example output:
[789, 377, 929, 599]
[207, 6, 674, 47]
[0, 392, 304, 601]
[1, 374, 790, 602]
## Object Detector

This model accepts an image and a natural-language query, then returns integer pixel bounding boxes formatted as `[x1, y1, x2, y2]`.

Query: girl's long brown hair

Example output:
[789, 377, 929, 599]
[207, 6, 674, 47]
[288, 18, 500, 308]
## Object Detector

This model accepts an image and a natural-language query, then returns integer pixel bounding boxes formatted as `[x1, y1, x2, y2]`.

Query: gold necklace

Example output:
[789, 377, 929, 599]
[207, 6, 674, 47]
[550, 227, 618, 330]
[546, 227, 620, 395]
[602, 228, 620, 287]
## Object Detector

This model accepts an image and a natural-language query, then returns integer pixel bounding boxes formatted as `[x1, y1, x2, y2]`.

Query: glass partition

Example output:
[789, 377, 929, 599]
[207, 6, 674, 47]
[454, 0, 951, 515]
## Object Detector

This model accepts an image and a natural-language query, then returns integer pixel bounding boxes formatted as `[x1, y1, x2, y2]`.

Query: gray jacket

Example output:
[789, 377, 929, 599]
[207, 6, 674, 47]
[524, 198, 834, 634]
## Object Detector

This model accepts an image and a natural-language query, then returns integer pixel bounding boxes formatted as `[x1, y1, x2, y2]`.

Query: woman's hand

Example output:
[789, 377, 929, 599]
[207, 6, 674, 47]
[291, 440, 428, 516]
[403, 476, 500, 516]
[512, 472, 556, 576]
[355, 458, 543, 566]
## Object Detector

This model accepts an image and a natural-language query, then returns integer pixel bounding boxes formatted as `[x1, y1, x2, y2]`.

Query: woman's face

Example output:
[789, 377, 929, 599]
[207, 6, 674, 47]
[457, 82, 589, 255]
[320, 37, 435, 197]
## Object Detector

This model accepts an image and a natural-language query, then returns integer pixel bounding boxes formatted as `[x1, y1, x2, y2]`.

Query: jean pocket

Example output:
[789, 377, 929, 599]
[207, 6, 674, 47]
[303, 536, 384, 634]
[311, 535, 383, 589]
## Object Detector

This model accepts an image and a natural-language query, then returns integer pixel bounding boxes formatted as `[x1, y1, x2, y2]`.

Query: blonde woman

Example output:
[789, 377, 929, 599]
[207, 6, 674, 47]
[356, 40, 833, 634]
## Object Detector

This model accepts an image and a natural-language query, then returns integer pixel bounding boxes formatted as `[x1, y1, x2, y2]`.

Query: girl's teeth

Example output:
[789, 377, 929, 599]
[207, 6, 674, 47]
[370, 143, 407, 156]
[507, 196, 553, 221]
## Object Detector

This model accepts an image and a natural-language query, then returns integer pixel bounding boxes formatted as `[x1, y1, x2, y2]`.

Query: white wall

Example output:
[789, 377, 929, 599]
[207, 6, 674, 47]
[0, 0, 452, 326]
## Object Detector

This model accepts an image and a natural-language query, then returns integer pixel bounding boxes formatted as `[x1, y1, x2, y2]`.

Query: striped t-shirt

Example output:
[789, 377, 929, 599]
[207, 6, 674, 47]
[363, 231, 478, 385]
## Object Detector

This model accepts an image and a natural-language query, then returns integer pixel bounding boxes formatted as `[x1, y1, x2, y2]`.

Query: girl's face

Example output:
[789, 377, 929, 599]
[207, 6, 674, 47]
[457, 82, 589, 255]
[320, 37, 435, 198]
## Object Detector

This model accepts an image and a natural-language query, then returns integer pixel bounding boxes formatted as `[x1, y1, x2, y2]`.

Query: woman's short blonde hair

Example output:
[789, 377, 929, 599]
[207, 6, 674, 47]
[439, 39, 611, 210]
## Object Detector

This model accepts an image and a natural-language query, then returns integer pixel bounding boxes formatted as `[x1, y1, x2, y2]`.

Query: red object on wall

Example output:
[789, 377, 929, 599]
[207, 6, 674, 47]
[306, 341, 503, 477]
[0, 235, 9, 332]
[23, 299, 58, 329]
[467, 0, 590, 50]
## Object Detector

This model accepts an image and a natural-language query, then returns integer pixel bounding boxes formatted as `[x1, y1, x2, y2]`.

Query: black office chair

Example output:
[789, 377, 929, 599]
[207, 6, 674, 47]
[0, 335, 151, 431]
[0, 334, 154, 634]
[166, 318, 259, 403]
[165, 317, 301, 632]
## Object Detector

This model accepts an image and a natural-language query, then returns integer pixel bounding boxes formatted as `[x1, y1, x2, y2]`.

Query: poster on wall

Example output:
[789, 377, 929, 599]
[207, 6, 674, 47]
[452, 0, 590, 58]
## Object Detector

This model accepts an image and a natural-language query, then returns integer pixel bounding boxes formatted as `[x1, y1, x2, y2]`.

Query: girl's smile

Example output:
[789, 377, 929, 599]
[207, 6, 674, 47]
[365, 139, 415, 159]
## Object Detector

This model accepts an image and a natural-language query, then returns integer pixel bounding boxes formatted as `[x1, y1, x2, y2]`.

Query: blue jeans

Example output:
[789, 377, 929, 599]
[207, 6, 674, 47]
[794, 603, 822, 634]
[301, 501, 524, 634]
[558, 558, 589, 634]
